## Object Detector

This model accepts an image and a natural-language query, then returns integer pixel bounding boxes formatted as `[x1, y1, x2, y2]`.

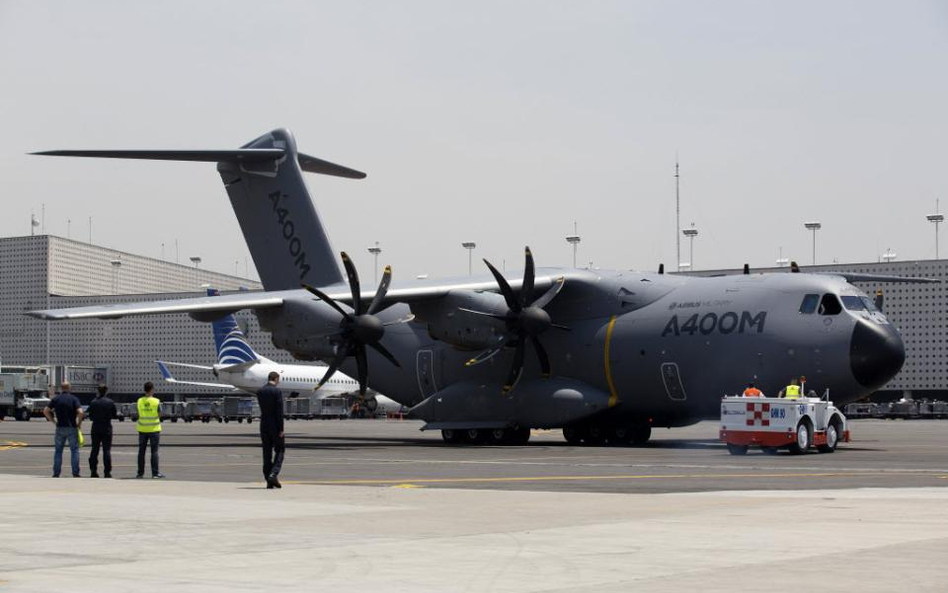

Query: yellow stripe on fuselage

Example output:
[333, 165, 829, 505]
[604, 315, 619, 407]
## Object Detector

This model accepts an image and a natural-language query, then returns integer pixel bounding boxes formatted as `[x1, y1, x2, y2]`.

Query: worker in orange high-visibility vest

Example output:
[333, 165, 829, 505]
[742, 382, 764, 397]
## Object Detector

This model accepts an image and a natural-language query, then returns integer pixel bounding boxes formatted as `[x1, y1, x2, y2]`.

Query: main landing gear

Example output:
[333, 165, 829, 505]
[441, 427, 531, 445]
[562, 420, 651, 447]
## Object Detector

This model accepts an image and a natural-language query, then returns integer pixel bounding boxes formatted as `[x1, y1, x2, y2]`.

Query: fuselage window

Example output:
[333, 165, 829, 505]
[799, 294, 819, 314]
[818, 294, 842, 315]
[841, 296, 867, 311]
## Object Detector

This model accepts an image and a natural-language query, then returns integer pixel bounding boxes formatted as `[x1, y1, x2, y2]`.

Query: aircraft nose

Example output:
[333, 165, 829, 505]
[850, 320, 905, 390]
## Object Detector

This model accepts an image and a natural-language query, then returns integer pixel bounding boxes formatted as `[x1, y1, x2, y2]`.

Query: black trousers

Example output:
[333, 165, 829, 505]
[89, 426, 113, 476]
[260, 430, 285, 479]
[137, 432, 160, 476]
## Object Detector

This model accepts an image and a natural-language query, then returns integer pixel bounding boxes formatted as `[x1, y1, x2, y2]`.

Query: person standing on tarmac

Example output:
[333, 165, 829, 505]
[87, 384, 117, 478]
[43, 381, 83, 478]
[256, 372, 285, 489]
[136, 382, 164, 479]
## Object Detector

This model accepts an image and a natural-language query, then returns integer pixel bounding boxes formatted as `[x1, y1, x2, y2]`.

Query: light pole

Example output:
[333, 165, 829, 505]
[804, 222, 821, 265]
[675, 160, 681, 272]
[368, 242, 382, 284]
[776, 247, 789, 267]
[927, 200, 943, 259]
[190, 256, 202, 268]
[461, 242, 476, 275]
[682, 223, 698, 272]
[565, 221, 581, 268]
[110, 260, 122, 293]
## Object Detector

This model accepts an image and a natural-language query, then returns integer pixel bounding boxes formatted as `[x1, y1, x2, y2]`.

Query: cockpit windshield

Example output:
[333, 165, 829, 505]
[841, 296, 866, 311]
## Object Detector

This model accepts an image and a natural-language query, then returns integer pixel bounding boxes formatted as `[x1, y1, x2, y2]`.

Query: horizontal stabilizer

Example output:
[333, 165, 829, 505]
[32, 149, 285, 162]
[32, 148, 366, 179]
[156, 361, 214, 372]
[156, 361, 236, 390]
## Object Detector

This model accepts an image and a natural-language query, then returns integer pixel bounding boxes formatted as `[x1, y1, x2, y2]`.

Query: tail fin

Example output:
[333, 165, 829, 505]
[32, 128, 365, 290]
[207, 288, 262, 365]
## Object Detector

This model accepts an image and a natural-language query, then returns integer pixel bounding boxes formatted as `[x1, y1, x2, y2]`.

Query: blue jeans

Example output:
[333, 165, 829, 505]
[53, 426, 80, 477]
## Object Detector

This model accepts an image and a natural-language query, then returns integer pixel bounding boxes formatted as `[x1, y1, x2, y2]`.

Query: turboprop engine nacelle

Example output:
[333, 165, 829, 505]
[411, 289, 508, 350]
[258, 297, 344, 359]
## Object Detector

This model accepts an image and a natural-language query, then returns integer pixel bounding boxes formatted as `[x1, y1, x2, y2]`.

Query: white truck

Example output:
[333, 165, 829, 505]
[720, 396, 850, 455]
[0, 370, 52, 421]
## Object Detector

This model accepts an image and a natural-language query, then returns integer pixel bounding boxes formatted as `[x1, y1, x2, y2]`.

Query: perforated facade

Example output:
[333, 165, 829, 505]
[0, 235, 290, 397]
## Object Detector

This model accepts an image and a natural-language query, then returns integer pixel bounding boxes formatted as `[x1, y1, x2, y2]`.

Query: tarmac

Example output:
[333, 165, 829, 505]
[2, 418, 948, 591]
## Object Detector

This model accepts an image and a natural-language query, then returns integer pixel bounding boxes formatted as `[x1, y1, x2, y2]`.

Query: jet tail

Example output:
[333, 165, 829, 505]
[32, 128, 364, 290]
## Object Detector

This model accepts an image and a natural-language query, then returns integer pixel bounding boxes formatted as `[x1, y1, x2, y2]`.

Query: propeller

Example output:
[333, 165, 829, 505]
[462, 246, 567, 394]
[302, 252, 402, 395]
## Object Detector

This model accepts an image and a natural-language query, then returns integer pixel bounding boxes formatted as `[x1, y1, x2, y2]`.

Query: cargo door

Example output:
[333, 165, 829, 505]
[416, 349, 438, 399]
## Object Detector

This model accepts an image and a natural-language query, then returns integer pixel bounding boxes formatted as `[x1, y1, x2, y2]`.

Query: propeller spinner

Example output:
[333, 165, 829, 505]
[303, 252, 402, 395]
[462, 246, 566, 394]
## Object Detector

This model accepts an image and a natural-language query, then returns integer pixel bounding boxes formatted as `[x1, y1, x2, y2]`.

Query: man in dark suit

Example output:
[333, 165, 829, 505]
[256, 372, 285, 489]
[86, 384, 117, 478]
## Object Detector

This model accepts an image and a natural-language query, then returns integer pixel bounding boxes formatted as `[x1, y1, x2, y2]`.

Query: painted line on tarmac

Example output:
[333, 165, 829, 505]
[0, 441, 28, 451]
[284, 470, 945, 486]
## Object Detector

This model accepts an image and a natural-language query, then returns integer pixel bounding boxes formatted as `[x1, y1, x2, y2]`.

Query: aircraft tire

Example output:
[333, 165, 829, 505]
[584, 424, 607, 446]
[508, 427, 530, 445]
[463, 428, 487, 445]
[488, 428, 509, 444]
[629, 423, 651, 446]
[441, 429, 463, 444]
[562, 426, 584, 445]
[609, 426, 633, 446]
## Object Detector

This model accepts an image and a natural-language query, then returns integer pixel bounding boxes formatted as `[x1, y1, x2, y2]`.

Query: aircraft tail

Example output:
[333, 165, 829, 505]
[206, 288, 268, 365]
[33, 128, 365, 290]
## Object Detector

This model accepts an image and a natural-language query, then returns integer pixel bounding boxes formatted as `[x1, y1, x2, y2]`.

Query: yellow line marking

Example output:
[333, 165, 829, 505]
[284, 470, 937, 486]
[0, 441, 28, 451]
[603, 315, 619, 407]
[391, 483, 424, 489]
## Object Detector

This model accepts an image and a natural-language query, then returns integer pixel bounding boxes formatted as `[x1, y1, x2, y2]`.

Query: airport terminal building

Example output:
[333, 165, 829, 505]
[0, 234, 292, 399]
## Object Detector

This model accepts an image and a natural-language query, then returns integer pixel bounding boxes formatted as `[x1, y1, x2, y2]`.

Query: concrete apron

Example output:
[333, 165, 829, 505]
[1, 474, 946, 593]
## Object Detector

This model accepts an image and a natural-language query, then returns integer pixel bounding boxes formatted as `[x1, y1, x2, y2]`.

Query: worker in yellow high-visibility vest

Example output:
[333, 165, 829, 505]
[136, 382, 164, 479]
[781, 377, 802, 400]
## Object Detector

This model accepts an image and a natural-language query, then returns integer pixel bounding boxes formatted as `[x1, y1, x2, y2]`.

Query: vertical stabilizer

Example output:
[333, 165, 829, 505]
[216, 129, 351, 290]
[207, 288, 263, 365]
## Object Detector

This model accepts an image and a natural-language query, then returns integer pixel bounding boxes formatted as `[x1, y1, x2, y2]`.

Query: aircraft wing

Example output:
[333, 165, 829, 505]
[28, 273, 568, 320]
[815, 272, 941, 284]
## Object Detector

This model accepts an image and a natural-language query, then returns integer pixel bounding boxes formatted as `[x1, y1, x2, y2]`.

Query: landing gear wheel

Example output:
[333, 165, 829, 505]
[818, 422, 839, 453]
[610, 426, 632, 446]
[584, 424, 606, 446]
[629, 423, 651, 446]
[761, 446, 778, 455]
[441, 429, 463, 444]
[789, 421, 811, 455]
[508, 427, 531, 445]
[489, 428, 509, 444]
[727, 443, 749, 455]
[463, 428, 487, 445]
[563, 426, 584, 445]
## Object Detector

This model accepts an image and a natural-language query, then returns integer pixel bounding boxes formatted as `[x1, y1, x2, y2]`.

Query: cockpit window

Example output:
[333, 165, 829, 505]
[818, 294, 842, 315]
[799, 294, 819, 314]
[861, 296, 878, 312]
[841, 296, 867, 311]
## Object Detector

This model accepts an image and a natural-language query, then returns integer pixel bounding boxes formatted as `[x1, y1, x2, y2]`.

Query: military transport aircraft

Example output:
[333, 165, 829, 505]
[30, 129, 923, 446]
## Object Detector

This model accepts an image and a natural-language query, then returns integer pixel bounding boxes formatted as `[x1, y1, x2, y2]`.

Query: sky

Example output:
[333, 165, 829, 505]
[1, 0, 946, 283]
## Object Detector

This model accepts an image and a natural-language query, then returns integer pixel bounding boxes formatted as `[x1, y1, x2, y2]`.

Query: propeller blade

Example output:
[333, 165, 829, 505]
[464, 335, 509, 367]
[368, 341, 401, 368]
[458, 307, 512, 322]
[355, 343, 368, 395]
[383, 313, 415, 326]
[530, 335, 551, 378]
[341, 252, 362, 314]
[366, 265, 392, 315]
[302, 284, 352, 321]
[501, 339, 525, 394]
[483, 258, 520, 312]
[521, 246, 535, 308]
[530, 276, 564, 309]
[315, 351, 348, 390]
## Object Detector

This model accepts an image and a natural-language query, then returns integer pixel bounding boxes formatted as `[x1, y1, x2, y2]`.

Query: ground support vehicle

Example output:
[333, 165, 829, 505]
[317, 396, 349, 419]
[160, 401, 188, 423]
[720, 396, 850, 455]
[221, 396, 255, 423]
[184, 400, 221, 423]
[886, 398, 920, 419]
[0, 371, 51, 421]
